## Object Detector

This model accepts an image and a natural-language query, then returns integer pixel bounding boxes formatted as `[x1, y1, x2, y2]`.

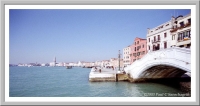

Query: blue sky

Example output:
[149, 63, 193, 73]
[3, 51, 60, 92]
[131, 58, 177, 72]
[9, 9, 190, 64]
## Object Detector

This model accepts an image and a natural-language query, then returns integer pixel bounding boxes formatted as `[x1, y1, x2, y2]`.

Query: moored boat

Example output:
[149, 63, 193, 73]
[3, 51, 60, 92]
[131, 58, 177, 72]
[66, 66, 72, 69]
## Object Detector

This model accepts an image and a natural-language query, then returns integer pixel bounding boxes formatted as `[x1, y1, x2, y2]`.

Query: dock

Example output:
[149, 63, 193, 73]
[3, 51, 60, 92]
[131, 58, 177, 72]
[89, 67, 129, 82]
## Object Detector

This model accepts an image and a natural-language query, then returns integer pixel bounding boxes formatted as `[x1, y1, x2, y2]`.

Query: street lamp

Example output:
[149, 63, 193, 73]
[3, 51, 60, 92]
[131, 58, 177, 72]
[118, 50, 121, 71]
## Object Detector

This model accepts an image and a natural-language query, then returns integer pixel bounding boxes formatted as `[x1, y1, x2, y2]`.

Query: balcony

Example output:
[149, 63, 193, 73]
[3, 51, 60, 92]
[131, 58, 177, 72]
[170, 23, 191, 32]
[178, 37, 191, 42]
[152, 40, 160, 44]
[184, 22, 191, 27]
[179, 25, 185, 30]
[170, 27, 179, 32]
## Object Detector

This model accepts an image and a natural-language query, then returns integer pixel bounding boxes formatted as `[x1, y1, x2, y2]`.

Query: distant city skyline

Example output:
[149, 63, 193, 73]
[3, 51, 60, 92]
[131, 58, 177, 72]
[9, 9, 190, 64]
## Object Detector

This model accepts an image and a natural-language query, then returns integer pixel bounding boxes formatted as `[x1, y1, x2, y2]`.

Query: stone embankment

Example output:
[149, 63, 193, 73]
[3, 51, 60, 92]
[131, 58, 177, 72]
[89, 67, 116, 82]
[89, 67, 129, 82]
[89, 67, 191, 94]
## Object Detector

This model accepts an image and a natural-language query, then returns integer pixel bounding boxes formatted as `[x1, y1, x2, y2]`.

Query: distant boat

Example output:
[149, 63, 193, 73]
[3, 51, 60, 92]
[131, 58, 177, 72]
[66, 66, 72, 69]
[86, 66, 93, 68]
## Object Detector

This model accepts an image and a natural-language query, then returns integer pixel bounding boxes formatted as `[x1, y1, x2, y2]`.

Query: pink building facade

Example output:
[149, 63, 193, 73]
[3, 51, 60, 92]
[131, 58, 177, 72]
[130, 37, 147, 64]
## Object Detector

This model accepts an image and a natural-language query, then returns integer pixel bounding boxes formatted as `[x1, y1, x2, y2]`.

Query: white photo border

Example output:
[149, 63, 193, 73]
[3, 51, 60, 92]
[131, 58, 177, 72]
[1, 0, 199, 105]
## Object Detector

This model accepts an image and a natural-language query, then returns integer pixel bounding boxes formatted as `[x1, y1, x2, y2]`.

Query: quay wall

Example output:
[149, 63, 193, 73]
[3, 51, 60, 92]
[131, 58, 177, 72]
[116, 73, 129, 81]
[89, 77, 116, 82]
[89, 68, 191, 93]
[89, 68, 116, 82]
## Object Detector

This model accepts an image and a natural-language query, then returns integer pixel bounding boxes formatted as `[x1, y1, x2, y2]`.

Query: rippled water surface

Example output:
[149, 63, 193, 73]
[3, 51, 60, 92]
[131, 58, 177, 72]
[9, 67, 186, 97]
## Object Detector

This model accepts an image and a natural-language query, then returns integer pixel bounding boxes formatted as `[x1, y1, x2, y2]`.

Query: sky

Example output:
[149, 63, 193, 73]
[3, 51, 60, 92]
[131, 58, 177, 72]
[9, 9, 190, 64]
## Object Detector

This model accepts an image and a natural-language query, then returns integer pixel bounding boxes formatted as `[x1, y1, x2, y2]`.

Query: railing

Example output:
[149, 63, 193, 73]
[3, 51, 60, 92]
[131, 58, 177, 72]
[178, 37, 191, 42]
[152, 40, 160, 44]
[170, 27, 179, 32]
[185, 22, 191, 27]
[170, 22, 191, 32]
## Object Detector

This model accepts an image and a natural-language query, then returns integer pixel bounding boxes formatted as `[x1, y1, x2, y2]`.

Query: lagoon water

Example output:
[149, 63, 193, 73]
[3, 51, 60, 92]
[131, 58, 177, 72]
[9, 66, 187, 97]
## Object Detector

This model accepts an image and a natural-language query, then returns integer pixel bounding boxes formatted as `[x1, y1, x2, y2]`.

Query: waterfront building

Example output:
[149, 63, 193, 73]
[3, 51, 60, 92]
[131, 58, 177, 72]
[100, 60, 110, 68]
[49, 62, 56, 66]
[45, 63, 50, 66]
[29, 63, 36, 66]
[90, 62, 95, 67]
[110, 58, 123, 70]
[18, 63, 24, 66]
[69, 62, 75, 66]
[9, 64, 17, 67]
[146, 18, 173, 52]
[82, 61, 91, 67]
[18, 63, 41, 67]
[49, 57, 57, 66]
[82, 62, 94, 67]
[123, 45, 131, 67]
[41, 63, 50, 66]
[63, 62, 69, 66]
[74, 62, 79, 67]
[170, 14, 191, 48]
[94, 61, 102, 67]
[41, 63, 46, 66]
[78, 61, 83, 67]
[130, 37, 147, 64]
[147, 13, 191, 52]
[56, 62, 64, 66]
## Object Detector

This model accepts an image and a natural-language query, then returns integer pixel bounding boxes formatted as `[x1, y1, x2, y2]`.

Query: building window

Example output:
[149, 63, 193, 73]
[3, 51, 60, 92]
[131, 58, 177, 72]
[188, 18, 191, 24]
[158, 35, 160, 41]
[164, 33, 167, 38]
[164, 42, 167, 49]
[148, 46, 150, 50]
[187, 30, 191, 38]
[173, 25, 177, 29]
[183, 31, 186, 38]
[184, 30, 191, 40]
[149, 38, 150, 42]
[172, 35, 175, 40]
[137, 41, 139, 44]
[178, 33, 183, 41]
[154, 36, 156, 42]
[137, 52, 140, 56]
[135, 47, 136, 51]
[157, 44, 160, 50]
[153, 45, 156, 51]
[135, 42, 136, 45]
[137, 46, 141, 51]
[143, 44, 144, 48]
[178, 31, 191, 41]
[180, 21, 184, 28]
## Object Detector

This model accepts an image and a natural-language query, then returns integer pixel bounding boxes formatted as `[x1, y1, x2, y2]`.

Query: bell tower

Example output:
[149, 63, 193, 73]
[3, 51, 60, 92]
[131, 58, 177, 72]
[54, 57, 56, 66]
